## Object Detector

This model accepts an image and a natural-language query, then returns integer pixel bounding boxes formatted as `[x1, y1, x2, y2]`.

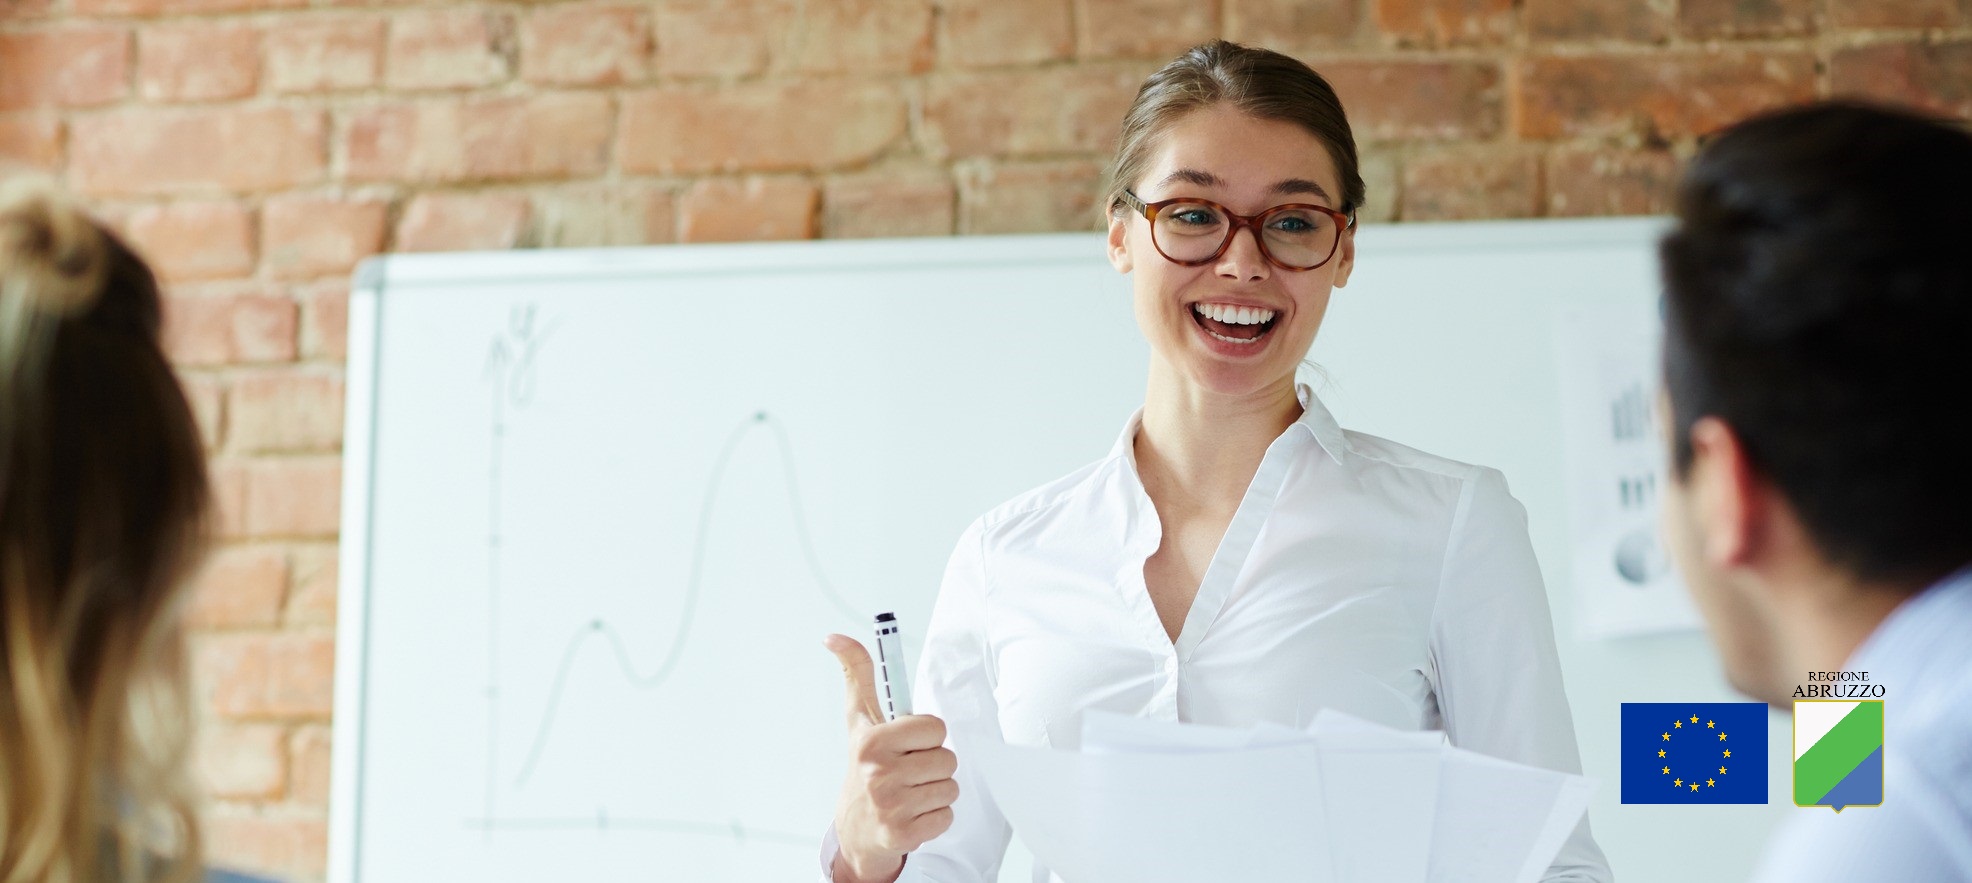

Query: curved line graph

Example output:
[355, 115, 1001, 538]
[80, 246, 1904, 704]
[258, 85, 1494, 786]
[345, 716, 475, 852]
[481, 304, 558, 833]
[507, 410, 864, 788]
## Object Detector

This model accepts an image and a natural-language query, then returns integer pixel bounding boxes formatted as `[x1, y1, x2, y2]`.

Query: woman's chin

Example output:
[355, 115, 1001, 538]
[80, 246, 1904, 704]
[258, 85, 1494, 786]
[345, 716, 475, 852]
[1178, 359, 1299, 399]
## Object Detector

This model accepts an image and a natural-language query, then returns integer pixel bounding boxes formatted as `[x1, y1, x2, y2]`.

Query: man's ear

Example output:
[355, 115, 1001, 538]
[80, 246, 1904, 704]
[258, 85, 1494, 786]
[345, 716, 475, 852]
[1107, 210, 1132, 275]
[1686, 416, 1767, 569]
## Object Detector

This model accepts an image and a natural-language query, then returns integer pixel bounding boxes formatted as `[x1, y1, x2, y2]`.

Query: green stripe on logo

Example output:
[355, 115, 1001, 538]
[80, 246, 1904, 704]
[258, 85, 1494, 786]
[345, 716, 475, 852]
[1795, 702, 1884, 805]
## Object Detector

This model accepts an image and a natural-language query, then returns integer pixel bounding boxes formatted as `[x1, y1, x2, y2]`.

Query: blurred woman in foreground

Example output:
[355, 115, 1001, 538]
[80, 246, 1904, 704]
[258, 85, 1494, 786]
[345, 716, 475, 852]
[0, 176, 212, 883]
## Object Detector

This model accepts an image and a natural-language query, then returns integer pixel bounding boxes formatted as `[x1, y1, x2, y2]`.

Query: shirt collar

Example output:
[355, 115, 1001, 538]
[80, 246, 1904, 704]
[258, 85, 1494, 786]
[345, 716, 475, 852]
[1847, 564, 1972, 674]
[1108, 383, 1353, 467]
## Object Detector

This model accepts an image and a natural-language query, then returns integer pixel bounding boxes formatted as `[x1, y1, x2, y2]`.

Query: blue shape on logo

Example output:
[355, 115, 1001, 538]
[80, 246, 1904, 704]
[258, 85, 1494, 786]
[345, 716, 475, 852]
[1817, 745, 1884, 812]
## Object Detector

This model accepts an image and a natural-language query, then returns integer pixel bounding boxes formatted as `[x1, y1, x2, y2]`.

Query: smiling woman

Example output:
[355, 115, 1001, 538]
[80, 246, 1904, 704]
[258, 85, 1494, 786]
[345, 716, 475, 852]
[822, 41, 1614, 883]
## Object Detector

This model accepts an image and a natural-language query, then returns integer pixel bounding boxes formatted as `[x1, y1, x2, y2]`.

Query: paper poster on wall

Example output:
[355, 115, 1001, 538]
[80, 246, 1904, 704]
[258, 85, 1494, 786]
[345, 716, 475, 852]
[1554, 303, 1701, 638]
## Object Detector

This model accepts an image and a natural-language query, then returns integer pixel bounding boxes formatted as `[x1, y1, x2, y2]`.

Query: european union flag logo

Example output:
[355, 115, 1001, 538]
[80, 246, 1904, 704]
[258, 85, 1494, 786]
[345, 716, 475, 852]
[1620, 702, 1768, 804]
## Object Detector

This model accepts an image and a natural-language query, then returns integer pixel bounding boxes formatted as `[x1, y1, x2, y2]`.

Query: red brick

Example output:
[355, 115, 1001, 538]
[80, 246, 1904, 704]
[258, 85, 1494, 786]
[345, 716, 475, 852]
[179, 371, 226, 451]
[1680, 0, 1815, 38]
[923, 67, 1143, 159]
[1225, 0, 1359, 49]
[137, 22, 261, 103]
[1375, 0, 1513, 46]
[1516, 52, 1817, 140]
[266, 16, 384, 94]
[262, 195, 386, 280]
[1545, 148, 1677, 217]
[297, 283, 348, 361]
[70, 107, 326, 197]
[1321, 60, 1503, 142]
[0, 114, 63, 168]
[619, 82, 906, 174]
[957, 160, 1105, 234]
[941, 0, 1074, 67]
[195, 631, 336, 717]
[228, 369, 344, 454]
[161, 292, 297, 367]
[520, 4, 650, 86]
[185, 545, 289, 629]
[790, 0, 934, 74]
[1, 0, 57, 17]
[652, 0, 793, 78]
[385, 9, 514, 91]
[679, 177, 818, 243]
[0, 27, 131, 111]
[208, 460, 249, 540]
[532, 183, 677, 246]
[225, 456, 341, 540]
[1075, 0, 1220, 59]
[1831, 40, 1972, 120]
[822, 168, 955, 238]
[1828, 0, 1961, 27]
[1355, 152, 1401, 223]
[1402, 150, 1542, 221]
[344, 94, 611, 184]
[74, 0, 300, 14]
[203, 811, 327, 880]
[289, 725, 333, 809]
[1525, 0, 1671, 41]
[194, 723, 287, 799]
[121, 201, 257, 282]
[286, 543, 338, 626]
[395, 192, 532, 252]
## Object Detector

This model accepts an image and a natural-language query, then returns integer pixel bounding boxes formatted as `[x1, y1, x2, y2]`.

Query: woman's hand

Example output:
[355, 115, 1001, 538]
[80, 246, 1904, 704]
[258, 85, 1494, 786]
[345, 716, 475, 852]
[825, 634, 959, 883]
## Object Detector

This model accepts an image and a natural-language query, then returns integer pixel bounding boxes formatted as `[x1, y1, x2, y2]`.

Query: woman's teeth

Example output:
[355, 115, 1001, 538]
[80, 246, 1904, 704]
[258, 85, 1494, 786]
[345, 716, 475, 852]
[1191, 302, 1276, 345]
[1192, 303, 1277, 325]
[1207, 328, 1261, 344]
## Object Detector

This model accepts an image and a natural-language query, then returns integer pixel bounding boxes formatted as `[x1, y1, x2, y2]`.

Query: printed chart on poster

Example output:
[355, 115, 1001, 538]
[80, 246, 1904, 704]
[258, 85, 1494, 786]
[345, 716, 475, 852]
[1554, 303, 1701, 638]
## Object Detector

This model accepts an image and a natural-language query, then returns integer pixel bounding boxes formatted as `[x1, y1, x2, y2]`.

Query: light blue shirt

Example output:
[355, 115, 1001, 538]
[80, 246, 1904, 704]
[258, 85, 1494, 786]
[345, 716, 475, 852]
[207, 871, 276, 883]
[1752, 567, 1972, 881]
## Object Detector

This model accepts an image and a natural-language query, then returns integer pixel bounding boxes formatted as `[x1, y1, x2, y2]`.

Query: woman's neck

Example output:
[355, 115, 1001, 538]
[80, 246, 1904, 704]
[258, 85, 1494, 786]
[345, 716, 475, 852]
[1134, 363, 1302, 515]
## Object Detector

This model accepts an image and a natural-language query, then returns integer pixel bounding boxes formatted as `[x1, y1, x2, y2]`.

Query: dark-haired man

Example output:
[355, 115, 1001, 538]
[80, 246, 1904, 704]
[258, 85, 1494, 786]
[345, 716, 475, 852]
[1657, 102, 1972, 879]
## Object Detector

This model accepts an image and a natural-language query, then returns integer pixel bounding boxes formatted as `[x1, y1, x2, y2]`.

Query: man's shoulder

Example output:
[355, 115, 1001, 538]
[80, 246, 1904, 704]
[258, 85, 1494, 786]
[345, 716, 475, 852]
[1752, 753, 1972, 882]
[207, 870, 280, 883]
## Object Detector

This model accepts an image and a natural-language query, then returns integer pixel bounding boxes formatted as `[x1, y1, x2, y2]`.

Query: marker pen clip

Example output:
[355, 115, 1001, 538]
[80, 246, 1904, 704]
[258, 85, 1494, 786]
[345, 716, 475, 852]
[874, 612, 913, 722]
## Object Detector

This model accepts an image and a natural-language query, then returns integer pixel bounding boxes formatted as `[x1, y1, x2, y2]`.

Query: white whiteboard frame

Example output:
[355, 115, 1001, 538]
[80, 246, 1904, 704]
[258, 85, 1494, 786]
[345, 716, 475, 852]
[326, 219, 1747, 883]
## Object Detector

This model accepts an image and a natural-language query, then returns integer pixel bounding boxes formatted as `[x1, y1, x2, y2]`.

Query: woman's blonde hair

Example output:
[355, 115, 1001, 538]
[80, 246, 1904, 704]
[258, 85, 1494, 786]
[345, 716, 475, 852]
[0, 176, 208, 883]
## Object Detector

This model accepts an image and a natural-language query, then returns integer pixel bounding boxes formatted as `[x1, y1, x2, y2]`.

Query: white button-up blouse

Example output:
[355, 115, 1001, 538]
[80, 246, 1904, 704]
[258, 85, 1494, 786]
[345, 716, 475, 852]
[832, 385, 1611, 882]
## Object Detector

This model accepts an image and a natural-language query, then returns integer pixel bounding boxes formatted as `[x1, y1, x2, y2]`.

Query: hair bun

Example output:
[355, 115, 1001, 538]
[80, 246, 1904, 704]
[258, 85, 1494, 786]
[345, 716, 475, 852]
[0, 175, 108, 318]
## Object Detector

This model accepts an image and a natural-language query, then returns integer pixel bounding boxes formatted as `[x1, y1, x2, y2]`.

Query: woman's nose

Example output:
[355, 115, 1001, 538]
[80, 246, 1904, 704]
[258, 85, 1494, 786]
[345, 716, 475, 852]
[1216, 223, 1271, 282]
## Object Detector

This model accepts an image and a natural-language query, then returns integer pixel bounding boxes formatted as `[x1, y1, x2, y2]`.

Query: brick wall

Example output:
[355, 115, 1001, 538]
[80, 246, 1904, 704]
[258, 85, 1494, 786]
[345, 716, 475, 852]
[2, 0, 1969, 878]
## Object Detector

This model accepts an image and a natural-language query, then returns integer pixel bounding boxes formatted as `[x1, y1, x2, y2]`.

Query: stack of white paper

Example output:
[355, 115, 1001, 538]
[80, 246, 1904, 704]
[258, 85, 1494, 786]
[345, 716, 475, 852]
[960, 711, 1594, 883]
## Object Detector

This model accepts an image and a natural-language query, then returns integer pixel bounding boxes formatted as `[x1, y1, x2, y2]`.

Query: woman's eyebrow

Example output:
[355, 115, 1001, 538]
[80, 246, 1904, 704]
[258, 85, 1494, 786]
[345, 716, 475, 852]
[1154, 169, 1334, 204]
[1272, 178, 1333, 202]
[1157, 168, 1223, 189]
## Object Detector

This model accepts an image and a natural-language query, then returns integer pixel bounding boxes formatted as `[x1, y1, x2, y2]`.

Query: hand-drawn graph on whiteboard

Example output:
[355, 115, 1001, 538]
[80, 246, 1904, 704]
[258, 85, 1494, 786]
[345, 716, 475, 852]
[330, 238, 1143, 883]
[469, 304, 859, 847]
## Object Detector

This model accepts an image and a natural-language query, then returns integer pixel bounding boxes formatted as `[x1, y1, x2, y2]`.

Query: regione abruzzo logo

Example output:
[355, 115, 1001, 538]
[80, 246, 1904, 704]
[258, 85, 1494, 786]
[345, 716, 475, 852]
[1793, 700, 1883, 812]
[1620, 703, 1768, 804]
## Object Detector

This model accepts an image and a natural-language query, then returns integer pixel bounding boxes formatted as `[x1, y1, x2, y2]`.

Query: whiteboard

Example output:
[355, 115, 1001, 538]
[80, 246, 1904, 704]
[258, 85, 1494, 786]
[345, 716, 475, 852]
[330, 221, 1792, 883]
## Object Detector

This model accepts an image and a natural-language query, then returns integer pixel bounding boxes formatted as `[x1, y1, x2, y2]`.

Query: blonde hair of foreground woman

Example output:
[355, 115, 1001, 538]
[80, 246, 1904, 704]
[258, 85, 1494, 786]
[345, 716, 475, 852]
[0, 176, 208, 883]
